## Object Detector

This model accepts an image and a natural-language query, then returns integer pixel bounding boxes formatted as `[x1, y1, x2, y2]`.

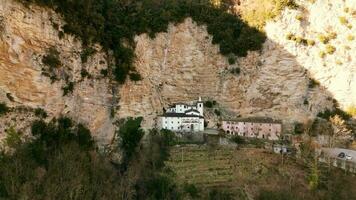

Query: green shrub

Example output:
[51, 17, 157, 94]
[307, 39, 315, 46]
[325, 45, 336, 54]
[204, 101, 214, 108]
[317, 108, 351, 121]
[80, 68, 90, 78]
[328, 32, 337, 40]
[295, 15, 303, 21]
[319, 51, 326, 58]
[318, 35, 329, 44]
[347, 35, 354, 41]
[4, 127, 22, 148]
[208, 188, 233, 200]
[214, 109, 221, 116]
[183, 183, 200, 198]
[100, 69, 108, 77]
[230, 67, 241, 75]
[118, 117, 144, 163]
[295, 37, 302, 44]
[286, 33, 294, 40]
[80, 47, 96, 63]
[346, 106, 356, 117]
[0, 102, 9, 116]
[294, 122, 304, 135]
[129, 72, 142, 82]
[42, 47, 61, 69]
[228, 54, 236, 65]
[230, 135, 246, 145]
[308, 78, 320, 88]
[62, 82, 74, 96]
[34, 108, 48, 118]
[258, 190, 298, 200]
[339, 16, 348, 25]
[285, 0, 299, 9]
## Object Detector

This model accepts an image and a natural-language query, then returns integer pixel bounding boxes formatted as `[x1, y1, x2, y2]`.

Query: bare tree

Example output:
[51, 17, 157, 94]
[329, 115, 352, 148]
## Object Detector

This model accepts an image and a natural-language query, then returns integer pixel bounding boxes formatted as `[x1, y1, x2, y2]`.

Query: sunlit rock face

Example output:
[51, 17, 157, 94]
[0, 0, 115, 145]
[118, 18, 334, 130]
[265, 0, 356, 109]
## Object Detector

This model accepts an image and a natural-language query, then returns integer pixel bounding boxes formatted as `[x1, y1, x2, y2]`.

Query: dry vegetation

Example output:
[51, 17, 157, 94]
[166, 146, 310, 199]
[237, 0, 298, 30]
[166, 145, 356, 199]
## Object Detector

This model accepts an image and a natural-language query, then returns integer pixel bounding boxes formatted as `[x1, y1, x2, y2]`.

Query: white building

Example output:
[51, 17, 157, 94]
[158, 98, 204, 132]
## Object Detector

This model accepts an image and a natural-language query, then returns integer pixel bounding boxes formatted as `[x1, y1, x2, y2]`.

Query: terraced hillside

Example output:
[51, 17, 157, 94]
[165, 145, 355, 199]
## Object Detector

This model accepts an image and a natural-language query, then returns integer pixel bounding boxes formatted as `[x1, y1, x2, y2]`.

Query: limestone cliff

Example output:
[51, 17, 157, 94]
[0, 0, 354, 145]
[118, 18, 334, 130]
[0, 0, 115, 145]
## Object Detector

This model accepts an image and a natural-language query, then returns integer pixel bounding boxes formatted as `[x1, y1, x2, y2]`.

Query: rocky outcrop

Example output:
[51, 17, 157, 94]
[118, 18, 334, 130]
[265, 0, 356, 110]
[0, 0, 115, 145]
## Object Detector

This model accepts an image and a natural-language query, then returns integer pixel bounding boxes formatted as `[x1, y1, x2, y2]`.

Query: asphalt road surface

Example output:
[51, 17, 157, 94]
[322, 148, 356, 164]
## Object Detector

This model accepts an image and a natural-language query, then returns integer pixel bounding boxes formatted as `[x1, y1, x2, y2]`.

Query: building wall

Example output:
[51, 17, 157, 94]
[167, 102, 203, 116]
[222, 121, 282, 140]
[159, 116, 204, 132]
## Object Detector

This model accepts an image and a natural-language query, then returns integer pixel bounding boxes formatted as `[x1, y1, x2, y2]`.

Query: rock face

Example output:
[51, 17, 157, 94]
[0, 0, 354, 145]
[0, 0, 115, 145]
[118, 18, 334, 130]
[265, 0, 356, 110]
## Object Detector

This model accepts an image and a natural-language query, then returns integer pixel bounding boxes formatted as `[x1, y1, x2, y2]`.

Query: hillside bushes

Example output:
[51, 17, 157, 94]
[0, 118, 127, 200]
[18, 0, 265, 83]
[0, 103, 9, 116]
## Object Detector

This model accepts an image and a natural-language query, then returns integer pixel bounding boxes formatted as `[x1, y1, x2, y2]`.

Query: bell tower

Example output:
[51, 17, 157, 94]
[197, 97, 204, 116]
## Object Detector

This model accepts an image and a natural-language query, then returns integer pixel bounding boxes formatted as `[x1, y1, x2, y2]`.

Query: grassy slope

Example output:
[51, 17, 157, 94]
[165, 145, 345, 199]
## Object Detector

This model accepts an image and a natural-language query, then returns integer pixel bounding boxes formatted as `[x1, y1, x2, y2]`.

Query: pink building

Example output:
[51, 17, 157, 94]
[222, 118, 282, 140]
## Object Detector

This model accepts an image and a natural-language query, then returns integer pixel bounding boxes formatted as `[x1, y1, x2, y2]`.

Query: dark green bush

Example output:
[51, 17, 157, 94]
[228, 54, 236, 65]
[80, 47, 96, 63]
[0, 102, 9, 115]
[230, 67, 241, 75]
[62, 82, 74, 96]
[129, 72, 142, 82]
[19, 0, 266, 83]
[42, 47, 61, 69]
[118, 117, 144, 163]
[208, 188, 233, 200]
[317, 108, 351, 121]
[204, 101, 214, 108]
[214, 109, 221, 116]
[34, 108, 48, 118]
[258, 190, 298, 200]
[230, 135, 245, 144]
[183, 183, 200, 198]
[100, 69, 108, 77]
[308, 78, 320, 88]
[0, 118, 126, 200]
[80, 68, 90, 78]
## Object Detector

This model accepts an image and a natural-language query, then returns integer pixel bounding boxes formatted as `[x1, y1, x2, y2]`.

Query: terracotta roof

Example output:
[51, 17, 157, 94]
[223, 117, 282, 124]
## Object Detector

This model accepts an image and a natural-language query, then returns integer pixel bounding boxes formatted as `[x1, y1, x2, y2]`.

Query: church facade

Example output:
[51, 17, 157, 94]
[158, 98, 204, 132]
